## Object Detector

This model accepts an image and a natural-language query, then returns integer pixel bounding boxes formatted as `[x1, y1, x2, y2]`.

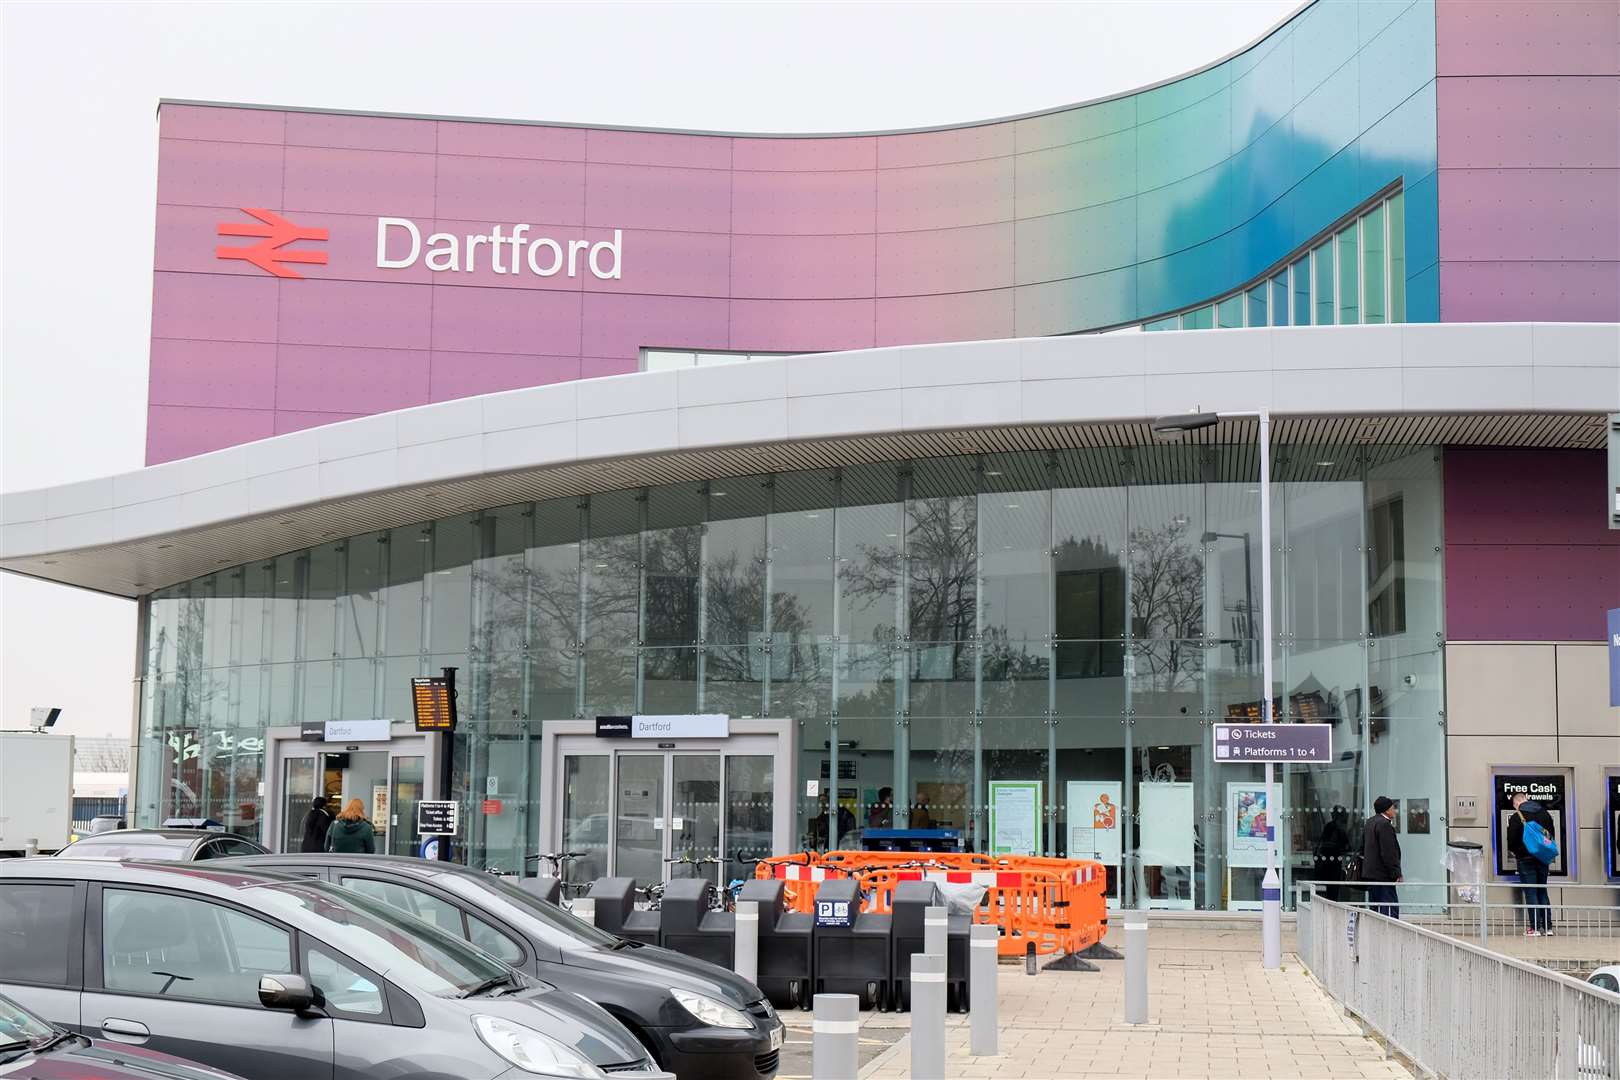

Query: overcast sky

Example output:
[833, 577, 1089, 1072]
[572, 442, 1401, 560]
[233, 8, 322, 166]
[1, 0, 1300, 742]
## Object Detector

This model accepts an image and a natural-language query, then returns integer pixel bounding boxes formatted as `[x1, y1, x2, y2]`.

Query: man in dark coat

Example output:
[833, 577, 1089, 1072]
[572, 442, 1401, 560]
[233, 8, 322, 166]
[1360, 795, 1402, 918]
[1506, 792, 1556, 936]
[298, 796, 332, 853]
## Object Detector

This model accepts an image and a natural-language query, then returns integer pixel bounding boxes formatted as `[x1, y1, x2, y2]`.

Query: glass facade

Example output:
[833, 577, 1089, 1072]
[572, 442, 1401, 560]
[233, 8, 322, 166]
[135, 444, 1447, 907]
[1143, 191, 1406, 334]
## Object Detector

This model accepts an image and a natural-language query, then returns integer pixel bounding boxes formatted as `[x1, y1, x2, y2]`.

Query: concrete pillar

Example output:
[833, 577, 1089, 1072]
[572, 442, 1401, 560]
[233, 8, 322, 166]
[910, 952, 946, 1080]
[969, 924, 998, 1056]
[924, 904, 947, 957]
[735, 899, 759, 987]
[812, 993, 860, 1080]
[1124, 909, 1148, 1025]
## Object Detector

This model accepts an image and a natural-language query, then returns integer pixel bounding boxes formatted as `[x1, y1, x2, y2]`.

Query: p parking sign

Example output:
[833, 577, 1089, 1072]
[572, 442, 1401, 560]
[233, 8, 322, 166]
[815, 898, 853, 927]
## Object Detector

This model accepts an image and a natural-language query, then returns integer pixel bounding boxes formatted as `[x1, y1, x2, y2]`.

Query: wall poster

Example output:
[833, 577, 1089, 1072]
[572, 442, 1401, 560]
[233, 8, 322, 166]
[1489, 766, 1574, 880]
[1226, 781, 1272, 869]
[1065, 780, 1123, 865]
[1137, 781, 1194, 911]
[988, 780, 1042, 857]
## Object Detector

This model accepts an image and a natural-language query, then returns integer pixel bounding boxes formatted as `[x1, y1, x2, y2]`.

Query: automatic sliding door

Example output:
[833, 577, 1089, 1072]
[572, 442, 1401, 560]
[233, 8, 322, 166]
[388, 756, 424, 856]
[616, 755, 665, 883]
[280, 757, 317, 852]
[561, 753, 611, 881]
[724, 755, 773, 884]
[670, 754, 720, 884]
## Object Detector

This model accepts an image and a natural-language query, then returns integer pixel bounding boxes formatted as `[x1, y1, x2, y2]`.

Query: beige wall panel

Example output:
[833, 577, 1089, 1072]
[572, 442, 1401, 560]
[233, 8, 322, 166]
[1446, 644, 1557, 736]
[1555, 643, 1620, 737]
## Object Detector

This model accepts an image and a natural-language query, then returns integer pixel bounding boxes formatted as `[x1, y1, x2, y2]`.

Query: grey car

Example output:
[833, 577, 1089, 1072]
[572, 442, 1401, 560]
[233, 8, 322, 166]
[0, 859, 659, 1080]
[55, 828, 268, 861]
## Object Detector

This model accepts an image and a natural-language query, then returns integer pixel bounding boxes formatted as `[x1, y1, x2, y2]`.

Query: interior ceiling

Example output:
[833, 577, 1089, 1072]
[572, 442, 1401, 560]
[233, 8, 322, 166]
[3, 411, 1609, 599]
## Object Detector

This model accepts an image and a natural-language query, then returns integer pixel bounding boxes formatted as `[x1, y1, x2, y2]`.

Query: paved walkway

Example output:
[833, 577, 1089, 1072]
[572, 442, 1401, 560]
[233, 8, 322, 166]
[848, 923, 1412, 1080]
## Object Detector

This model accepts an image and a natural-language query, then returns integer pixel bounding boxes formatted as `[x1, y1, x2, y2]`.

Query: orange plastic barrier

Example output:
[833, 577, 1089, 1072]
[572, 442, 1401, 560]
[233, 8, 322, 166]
[752, 850, 1108, 961]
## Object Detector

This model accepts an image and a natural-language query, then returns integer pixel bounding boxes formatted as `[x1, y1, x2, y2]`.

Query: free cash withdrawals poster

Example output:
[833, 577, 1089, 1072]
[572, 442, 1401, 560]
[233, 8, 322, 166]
[989, 780, 1042, 856]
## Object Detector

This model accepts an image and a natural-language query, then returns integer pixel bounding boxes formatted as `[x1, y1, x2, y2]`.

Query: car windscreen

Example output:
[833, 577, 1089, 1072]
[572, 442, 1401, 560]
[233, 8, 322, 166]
[57, 838, 188, 860]
[0, 995, 53, 1044]
[246, 880, 526, 997]
[445, 873, 621, 951]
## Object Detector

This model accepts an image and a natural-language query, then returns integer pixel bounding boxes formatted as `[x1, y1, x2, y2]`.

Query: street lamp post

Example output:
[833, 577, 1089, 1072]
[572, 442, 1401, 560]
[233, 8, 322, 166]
[1153, 409, 1280, 970]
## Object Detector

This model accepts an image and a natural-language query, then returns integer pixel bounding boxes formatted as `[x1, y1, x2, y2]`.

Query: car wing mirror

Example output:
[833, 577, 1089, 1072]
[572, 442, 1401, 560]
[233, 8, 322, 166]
[258, 973, 319, 1013]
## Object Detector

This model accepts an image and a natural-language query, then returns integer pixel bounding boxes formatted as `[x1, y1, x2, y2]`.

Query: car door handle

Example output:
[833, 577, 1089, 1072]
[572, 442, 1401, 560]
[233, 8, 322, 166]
[101, 1018, 150, 1041]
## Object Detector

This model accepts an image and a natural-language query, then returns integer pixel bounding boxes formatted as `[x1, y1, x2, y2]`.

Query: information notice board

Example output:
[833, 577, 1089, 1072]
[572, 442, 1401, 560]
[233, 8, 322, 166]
[988, 780, 1042, 857]
[411, 676, 457, 732]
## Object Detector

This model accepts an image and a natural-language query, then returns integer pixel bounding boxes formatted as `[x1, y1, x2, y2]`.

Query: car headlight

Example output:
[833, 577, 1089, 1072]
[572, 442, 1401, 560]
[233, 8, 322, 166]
[473, 1014, 605, 1078]
[670, 988, 752, 1029]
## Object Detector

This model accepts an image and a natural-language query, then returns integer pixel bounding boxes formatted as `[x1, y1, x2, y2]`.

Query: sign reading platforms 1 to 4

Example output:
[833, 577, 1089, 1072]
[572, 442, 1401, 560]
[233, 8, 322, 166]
[411, 676, 457, 733]
[1213, 723, 1332, 763]
[416, 800, 459, 837]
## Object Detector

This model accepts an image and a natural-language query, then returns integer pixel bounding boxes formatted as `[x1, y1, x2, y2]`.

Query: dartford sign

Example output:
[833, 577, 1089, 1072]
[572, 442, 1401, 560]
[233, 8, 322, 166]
[377, 218, 623, 279]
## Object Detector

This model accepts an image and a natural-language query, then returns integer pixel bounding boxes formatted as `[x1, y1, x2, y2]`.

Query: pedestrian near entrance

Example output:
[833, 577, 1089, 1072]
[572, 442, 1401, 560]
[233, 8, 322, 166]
[298, 796, 333, 854]
[326, 798, 377, 854]
[1360, 796, 1402, 918]
[1507, 792, 1556, 936]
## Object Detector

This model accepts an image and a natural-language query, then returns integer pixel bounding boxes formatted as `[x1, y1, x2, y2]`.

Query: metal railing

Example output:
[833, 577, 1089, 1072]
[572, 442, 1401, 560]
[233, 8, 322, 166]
[1300, 891, 1620, 1079]
[1298, 881, 1620, 972]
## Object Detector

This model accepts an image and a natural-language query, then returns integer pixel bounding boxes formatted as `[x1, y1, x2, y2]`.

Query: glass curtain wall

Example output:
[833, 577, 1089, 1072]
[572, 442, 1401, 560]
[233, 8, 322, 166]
[135, 445, 1445, 906]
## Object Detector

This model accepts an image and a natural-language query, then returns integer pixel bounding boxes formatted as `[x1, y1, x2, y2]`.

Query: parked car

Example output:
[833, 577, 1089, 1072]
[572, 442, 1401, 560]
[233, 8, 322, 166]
[1589, 965, 1620, 994]
[0, 990, 246, 1079]
[55, 828, 268, 861]
[219, 853, 784, 1079]
[0, 859, 657, 1080]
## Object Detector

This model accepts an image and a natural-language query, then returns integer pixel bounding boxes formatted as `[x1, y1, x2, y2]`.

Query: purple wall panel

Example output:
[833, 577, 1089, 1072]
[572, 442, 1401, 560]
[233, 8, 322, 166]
[876, 124, 1015, 169]
[282, 146, 437, 218]
[1435, 260, 1620, 323]
[284, 111, 437, 154]
[278, 279, 433, 351]
[147, 405, 276, 461]
[151, 272, 280, 343]
[435, 155, 587, 224]
[156, 138, 284, 208]
[730, 298, 874, 353]
[583, 163, 731, 232]
[1439, 169, 1620, 262]
[876, 290, 1016, 347]
[730, 169, 877, 235]
[585, 127, 730, 169]
[429, 353, 583, 402]
[877, 224, 1015, 296]
[730, 233, 877, 300]
[581, 228, 730, 299]
[1443, 448, 1620, 641]
[276, 345, 431, 414]
[1436, 0, 1620, 76]
[876, 157, 1016, 232]
[436, 120, 586, 161]
[423, 218, 587, 291]
[149, 339, 279, 408]
[731, 136, 877, 172]
[274, 409, 363, 435]
[429, 286, 581, 356]
[1435, 1, 1620, 323]
[160, 104, 284, 144]
[580, 293, 730, 358]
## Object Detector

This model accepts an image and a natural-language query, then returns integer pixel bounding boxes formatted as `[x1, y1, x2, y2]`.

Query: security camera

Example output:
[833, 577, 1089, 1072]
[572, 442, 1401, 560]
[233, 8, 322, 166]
[29, 707, 61, 731]
[1402, 674, 1419, 688]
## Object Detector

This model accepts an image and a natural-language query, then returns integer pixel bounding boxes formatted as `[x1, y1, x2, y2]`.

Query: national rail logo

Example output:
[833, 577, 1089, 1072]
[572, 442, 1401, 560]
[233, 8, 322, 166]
[215, 208, 329, 279]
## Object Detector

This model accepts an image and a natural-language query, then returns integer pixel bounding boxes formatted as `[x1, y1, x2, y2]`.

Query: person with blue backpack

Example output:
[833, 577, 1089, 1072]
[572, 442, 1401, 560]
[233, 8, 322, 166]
[1507, 792, 1558, 936]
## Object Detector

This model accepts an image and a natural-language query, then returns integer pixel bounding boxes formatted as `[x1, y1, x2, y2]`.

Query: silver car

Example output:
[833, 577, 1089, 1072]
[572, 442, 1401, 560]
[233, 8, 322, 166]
[0, 859, 659, 1079]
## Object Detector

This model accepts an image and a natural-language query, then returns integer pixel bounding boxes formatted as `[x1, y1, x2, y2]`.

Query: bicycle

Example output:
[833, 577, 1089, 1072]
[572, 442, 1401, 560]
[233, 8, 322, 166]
[526, 851, 591, 908]
[662, 855, 731, 911]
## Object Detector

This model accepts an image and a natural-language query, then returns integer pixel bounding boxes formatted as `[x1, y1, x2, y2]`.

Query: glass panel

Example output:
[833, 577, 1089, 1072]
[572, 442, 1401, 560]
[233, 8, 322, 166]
[529, 499, 582, 721]
[1387, 192, 1406, 322]
[562, 754, 611, 882]
[1312, 242, 1334, 326]
[1144, 316, 1178, 331]
[584, 491, 641, 652]
[643, 350, 693, 371]
[103, 889, 290, 1005]
[468, 915, 526, 966]
[339, 876, 464, 936]
[1336, 226, 1359, 325]
[343, 534, 384, 659]
[337, 750, 390, 853]
[704, 477, 768, 647]
[642, 647, 698, 714]
[670, 754, 721, 884]
[724, 756, 773, 884]
[389, 756, 424, 857]
[306, 945, 384, 1017]
[1245, 285, 1266, 328]
[1291, 258, 1310, 326]
[1361, 203, 1386, 324]
[615, 754, 664, 883]
[644, 485, 702, 648]
[1216, 295, 1243, 329]
[304, 543, 340, 663]
[0, 884, 75, 984]
[282, 757, 316, 853]
[384, 528, 427, 660]
[1180, 305, 1214, 330]
[1270, 275, 1289, 326]
[430, 514, 476, 657]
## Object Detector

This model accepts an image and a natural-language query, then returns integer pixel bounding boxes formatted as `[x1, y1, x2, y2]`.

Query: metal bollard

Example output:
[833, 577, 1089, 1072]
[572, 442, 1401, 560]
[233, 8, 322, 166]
[1124, 909, 1148, 1025]
[571, 897, 596, 927]
[924, 904, 947, 958]
[910, 953, 946, 1080]
[969, 924, 998, 1056]
[811, 993, 860, 1080]
[734, 900, 759, 987]
[23, 840, 38, 858]
[1261, 866, 1281, 970]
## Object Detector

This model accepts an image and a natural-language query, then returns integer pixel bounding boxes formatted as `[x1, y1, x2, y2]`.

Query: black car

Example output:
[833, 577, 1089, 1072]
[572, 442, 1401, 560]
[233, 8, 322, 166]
[220, 854, 784, 1079]
[56, 828, 269, 861]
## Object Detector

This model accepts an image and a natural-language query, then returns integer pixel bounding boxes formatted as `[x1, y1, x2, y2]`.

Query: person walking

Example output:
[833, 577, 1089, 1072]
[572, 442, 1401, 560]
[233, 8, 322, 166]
[1507, 792, 1556, 936]
[297, 795, 333, 854]
[325, 797, 377, 854]
[1360, 796, 1403, 918]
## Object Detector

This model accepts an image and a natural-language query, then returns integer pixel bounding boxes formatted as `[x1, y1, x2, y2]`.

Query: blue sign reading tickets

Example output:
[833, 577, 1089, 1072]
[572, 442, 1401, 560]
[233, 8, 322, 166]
[815, 898, 853, 928]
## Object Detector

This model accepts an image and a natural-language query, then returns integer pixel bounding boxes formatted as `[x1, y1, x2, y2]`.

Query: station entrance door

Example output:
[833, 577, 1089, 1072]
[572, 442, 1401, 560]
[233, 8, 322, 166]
[541, 719, 793, 888]
[264, 724, 440, 856]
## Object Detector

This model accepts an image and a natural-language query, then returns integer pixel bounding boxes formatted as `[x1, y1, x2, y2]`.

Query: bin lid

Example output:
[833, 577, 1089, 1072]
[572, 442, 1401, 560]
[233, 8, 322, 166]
[1446, 839, 1484, 850]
